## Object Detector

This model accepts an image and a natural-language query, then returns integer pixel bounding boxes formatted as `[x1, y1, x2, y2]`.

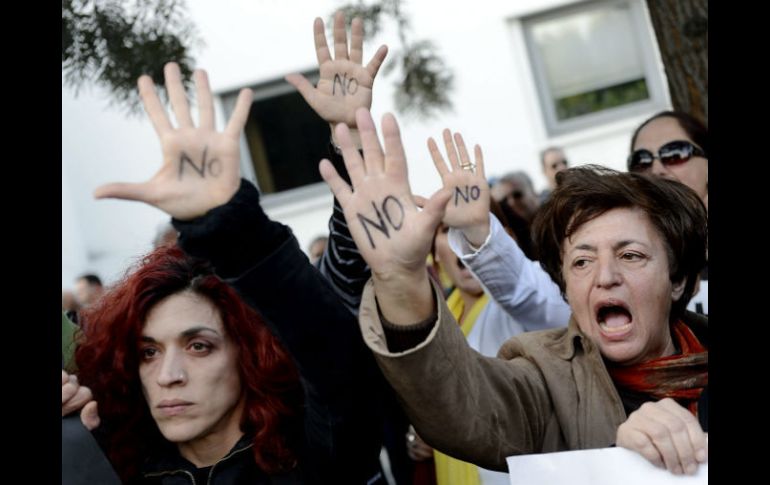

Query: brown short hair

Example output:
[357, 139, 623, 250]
[531, 165, 707, 319]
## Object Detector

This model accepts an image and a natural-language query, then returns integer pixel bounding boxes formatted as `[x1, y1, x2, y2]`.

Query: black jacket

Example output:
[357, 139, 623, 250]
[165, 180, 386, 484]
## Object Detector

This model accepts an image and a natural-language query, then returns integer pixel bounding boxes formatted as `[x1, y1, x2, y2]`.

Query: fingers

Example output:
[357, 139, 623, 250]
[454, 132, 472, 168]
[442, 129, 461, 170]
[164, 62, 194, 128]
[334, 122, 366, 187]
[619, 427, 666, 468]
[62, 375, 78, 404]
[313, 17, 332, 65]
[319, 159, 353, 206]
[224, 88, 253, 139]
[333, 11, 348, 61]
[94, 182, 151, 202]
[422, 188, 452, 230]
[474, 144, 486, 179]
[285, 73, 317, 107]
[62, 369, 69, 386]
[366, 45, 388, 79]
[356, 108, 385, 176]
[427, 138, 450, 178]
[660, 398, 708, 471]
[381, 113, 408, 179]
[194, 69, 215, 130]
[138, 74, 172, 136]
[350, 17, 364, 64]
[413, 194, 428, 208]
[62, 375, 94, 417]
[81, 401, 101, 431]
[618, 399, 706, 476]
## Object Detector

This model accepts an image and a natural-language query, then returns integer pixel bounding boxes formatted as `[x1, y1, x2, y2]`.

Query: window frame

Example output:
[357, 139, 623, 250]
[521, 0, 668, 136]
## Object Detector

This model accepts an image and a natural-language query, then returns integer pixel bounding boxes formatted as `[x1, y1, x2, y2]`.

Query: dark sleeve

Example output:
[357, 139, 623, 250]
[172, 180, 385, 483]
[316, 143, 371, 316]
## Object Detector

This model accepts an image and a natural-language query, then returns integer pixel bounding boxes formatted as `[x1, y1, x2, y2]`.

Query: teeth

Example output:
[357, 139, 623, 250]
[599, 321, 632, 333]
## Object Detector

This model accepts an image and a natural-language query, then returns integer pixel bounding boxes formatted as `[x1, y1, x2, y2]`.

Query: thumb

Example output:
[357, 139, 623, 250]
[412, 194, 428, 209]
[285, 73, 317, 107]
[81, 401, 101, 431]
[94, 182, 151, 202]
[421, 188, 451, 229]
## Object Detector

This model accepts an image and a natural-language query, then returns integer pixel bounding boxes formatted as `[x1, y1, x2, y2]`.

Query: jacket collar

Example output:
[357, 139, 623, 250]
[143, 433, 254, 478]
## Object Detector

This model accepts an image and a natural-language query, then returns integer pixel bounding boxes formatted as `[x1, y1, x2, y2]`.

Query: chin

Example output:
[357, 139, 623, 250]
[599, 343, 643, 366]
[157, 423, 201, 444]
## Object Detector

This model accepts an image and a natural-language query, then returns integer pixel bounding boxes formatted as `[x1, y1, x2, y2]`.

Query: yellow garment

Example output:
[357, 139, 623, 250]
[433, 289, 488, 485]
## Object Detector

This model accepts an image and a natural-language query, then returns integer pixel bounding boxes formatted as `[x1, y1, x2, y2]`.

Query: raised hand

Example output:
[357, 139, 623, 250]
[428, 130, 490, 247]
[94, 62, 253, 220]
[616, 398, 707, 475]
[320, 108, 450, 323]
[286, 12, 387, 129]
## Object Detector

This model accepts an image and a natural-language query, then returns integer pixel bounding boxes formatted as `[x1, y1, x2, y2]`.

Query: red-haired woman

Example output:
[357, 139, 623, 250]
[66, 61, 386, 484]
[75, 246, 303, 483]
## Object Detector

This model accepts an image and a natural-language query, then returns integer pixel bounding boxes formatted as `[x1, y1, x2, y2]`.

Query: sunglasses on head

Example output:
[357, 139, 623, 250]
[627, 140, 706, 172]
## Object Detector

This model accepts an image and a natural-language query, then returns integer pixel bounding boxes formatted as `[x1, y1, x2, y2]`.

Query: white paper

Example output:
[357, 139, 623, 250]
[506, 446, 707, 485]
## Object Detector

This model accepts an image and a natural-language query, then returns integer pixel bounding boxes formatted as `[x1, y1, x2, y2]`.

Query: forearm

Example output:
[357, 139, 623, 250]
[448, 213, 570, 329]
[360, 278, 551, 470]
[317, 145, 371, 315]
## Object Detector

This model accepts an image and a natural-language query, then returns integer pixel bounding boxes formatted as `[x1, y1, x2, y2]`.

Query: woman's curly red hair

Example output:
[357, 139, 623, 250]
[75, 245, 302, 481]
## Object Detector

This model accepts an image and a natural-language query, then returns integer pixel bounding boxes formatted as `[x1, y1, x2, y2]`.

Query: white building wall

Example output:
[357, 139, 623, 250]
[62, 0, 671, 287]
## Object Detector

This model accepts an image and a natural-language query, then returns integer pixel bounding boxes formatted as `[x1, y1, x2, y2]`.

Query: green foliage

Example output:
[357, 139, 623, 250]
[62, 0, 200, 114]
[555, 79, 650, 120]
[387, 40, 454, 119]
[334, 0, 454, 119]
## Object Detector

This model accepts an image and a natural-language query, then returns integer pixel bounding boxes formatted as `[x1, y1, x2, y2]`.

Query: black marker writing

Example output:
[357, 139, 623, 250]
[454, 185, 481, 206]
[357, 201, 389, 249]
[332, 73, 359, 96]
[356, 196, 407, 249]
[382, 195, 405, 230]
[178, 146, 222, 180]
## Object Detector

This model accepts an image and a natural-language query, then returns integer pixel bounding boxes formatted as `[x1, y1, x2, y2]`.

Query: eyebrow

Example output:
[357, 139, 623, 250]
[569, 240, 646, 253]
[140, 326, 221, 343]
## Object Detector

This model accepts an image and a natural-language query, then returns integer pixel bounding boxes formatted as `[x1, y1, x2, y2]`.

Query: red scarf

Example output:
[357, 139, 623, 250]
[607, 320, 708, 415]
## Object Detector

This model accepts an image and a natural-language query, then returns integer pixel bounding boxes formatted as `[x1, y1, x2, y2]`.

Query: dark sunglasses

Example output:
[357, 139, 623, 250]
[627, 140, 706, 172]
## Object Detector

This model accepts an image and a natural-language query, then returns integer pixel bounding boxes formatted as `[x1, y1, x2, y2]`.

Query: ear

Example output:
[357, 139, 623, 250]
[671, 278, 686, 302]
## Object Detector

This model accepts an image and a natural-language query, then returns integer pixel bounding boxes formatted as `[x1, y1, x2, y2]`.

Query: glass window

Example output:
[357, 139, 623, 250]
[523, 0, 667, 135]
[219, 71, 330, 198]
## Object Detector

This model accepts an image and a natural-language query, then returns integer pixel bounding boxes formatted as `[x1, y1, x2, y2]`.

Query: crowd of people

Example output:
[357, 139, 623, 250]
[62, 11, 708, 485]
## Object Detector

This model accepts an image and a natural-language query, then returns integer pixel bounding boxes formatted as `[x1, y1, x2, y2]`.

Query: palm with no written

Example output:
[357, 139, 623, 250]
[427, 129, 491, 246]
[94, 62, 253, 220]
[320, 108, 450, 323]
[286, 11, 388, 128]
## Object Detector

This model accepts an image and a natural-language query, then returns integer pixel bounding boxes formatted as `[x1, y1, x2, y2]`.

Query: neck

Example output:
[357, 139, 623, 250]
[178, 430, 244, 468]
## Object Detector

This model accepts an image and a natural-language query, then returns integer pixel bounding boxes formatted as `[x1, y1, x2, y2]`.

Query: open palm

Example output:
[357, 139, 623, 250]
[428, 129, 490, 232]
[320, 108, 450, 278]
[94, 62, 253, 220]
[286, 12, 387, 127]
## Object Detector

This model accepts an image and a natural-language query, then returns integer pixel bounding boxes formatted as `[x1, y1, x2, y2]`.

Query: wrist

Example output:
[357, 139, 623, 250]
[372, 270, 434, 325]
[460, 220, 490, 248]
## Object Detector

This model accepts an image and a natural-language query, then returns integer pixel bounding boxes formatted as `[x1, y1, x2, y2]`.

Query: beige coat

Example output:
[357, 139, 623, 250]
[359, 278, 629, 472]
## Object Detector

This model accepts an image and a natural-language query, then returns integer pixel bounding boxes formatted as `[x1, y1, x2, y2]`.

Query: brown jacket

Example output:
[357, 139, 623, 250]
[360, 278, 629, 472]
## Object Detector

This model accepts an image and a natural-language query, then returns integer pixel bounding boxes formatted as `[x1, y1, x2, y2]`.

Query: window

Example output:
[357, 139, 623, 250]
[522, 0, 667, 135]
[218, 70, 331, 201]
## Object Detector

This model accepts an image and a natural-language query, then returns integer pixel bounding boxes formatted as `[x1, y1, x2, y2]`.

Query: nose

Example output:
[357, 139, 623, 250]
[157, 350, 186, 387]
[595, 256, 622, 289]
[650, 158, 670, 178]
